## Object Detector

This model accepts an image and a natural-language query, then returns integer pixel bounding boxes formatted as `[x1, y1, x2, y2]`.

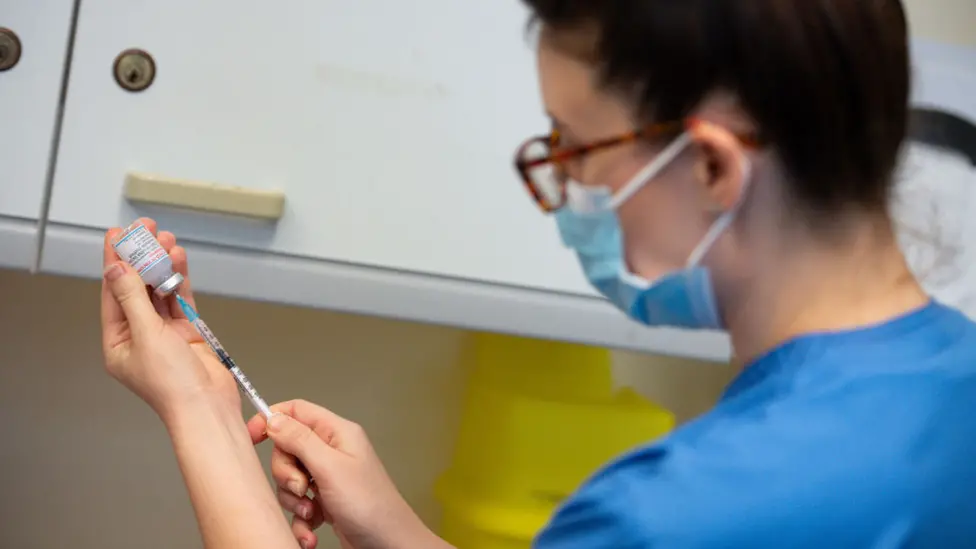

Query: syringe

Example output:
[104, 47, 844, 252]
[175, 293, 273, 419]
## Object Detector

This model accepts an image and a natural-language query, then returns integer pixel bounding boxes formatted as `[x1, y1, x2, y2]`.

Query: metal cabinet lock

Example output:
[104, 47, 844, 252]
[0, 28, 22, 72]
[113, 48, 156, 92]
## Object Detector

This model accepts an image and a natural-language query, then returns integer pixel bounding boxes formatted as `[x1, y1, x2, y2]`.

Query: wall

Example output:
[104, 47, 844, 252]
[0, 268, 735, 549]
[904, 0, 976, 47]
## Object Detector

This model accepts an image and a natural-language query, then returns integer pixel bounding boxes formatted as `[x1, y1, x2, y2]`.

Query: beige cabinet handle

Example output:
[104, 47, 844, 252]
[124, 172, 286, 221]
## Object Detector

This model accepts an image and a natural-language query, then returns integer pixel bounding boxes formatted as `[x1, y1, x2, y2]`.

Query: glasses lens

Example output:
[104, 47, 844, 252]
[521, 139, 566, 211]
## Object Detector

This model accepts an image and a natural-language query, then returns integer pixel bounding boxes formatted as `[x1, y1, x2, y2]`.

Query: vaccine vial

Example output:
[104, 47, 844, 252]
[112, 222, 185, 297]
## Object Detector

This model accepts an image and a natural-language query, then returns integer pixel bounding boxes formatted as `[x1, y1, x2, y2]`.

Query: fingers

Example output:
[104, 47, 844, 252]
[292, 516, 319, 549]
[103, 219, 195, 320]
[103, 227, 125, 269]
[168, 244, 196, 309]
[157, 229, 197, 317]
[277, 488, 321, 526]
[280, 480, 325, 549]
[101, 261, 164, 342]
[271, 446, 310, 498]
[265, 413, 341, 477]
[101, 229, 129, 345]
[101, 217, 160, 330]
[102, 218, 173, 348]
[140, 217, 159, 237]
[247, 413, 271, 445]
[157, 230, 176, 251]
[255, 400, 366, 455]
[274, 454, 327, 549]
[248, 400, 348, 445]
[310, 484, 334, 526]
[151, 291, 172, 320]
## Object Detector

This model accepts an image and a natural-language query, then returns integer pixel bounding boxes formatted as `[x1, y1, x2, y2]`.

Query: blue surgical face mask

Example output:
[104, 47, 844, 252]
[555, 132, 748, 330]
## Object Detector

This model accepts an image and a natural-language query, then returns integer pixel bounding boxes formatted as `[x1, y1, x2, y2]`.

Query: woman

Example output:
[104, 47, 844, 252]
[99, 1, 976, 548]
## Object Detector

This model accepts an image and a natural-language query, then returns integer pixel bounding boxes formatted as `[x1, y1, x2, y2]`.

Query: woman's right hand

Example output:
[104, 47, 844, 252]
[247, 400, 451, 549]
[101, 218, 242, 423]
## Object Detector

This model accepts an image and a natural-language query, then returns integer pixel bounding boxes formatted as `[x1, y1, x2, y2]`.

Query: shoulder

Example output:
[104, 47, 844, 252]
[531, 400, 931, 549]
[533, 305, 976, 549]
[531, 422, 813, 549]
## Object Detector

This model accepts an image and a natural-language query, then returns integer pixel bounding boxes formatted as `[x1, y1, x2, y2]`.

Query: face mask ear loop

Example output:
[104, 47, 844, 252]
[564, 179, 614, 214]
[608, 133, 693, 210]
[686, 156, 753, 267]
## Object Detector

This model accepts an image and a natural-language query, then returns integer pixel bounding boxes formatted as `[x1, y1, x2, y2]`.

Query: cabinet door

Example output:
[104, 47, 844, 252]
[0, 0, 75, 269]
[45, 0, 592, 297]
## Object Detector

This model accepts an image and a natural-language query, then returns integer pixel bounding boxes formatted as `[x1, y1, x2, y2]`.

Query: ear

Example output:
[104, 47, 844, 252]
[688, 119, 751, 212]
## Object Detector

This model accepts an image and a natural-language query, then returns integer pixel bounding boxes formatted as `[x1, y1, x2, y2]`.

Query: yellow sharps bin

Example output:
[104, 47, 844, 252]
[435, 333, 675, 548]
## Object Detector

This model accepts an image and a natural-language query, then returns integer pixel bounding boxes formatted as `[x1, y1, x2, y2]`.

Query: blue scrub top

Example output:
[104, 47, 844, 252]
[535, 301, 976, 548]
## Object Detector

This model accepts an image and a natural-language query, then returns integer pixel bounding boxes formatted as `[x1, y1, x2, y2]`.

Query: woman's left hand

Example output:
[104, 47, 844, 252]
[100, 218, 240, 423]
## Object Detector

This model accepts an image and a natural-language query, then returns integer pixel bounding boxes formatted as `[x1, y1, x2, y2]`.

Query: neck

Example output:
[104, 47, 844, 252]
[722, 215, 930, 367]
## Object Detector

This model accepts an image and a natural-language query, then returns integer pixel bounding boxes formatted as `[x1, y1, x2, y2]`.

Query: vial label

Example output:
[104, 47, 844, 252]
[113, 224, 168, 276]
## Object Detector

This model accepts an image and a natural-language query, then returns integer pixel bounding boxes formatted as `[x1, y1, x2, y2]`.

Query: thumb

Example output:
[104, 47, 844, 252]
[266, 413, 338, 475]
[103, 262, 164, 337]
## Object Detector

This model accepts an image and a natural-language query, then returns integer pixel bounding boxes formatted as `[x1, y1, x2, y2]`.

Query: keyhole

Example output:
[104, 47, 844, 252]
[113, 49, 155, 91]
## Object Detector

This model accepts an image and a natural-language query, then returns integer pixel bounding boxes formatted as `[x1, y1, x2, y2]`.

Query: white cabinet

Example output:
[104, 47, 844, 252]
[0, 0, 76, 269]
[40, 0, 730, 358]
[28, 2, 976, 359]
[34, 3, 976, 359]
[46, 0, 581, 293]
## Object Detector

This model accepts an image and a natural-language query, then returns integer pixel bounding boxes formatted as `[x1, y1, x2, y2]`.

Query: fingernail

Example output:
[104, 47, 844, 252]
[267, 413, 285, 433]
[300, 504, 312, 520]
[288, 478, 304, 497]
[300, 539, 311, 549]
[103, 263, 124, 281]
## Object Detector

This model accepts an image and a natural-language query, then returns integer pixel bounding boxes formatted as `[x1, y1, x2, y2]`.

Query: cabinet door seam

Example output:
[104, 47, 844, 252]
[32, 0, 84, 273]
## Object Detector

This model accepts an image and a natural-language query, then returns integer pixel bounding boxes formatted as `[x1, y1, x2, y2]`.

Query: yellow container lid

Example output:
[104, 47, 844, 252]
[464, 332, 614, 402]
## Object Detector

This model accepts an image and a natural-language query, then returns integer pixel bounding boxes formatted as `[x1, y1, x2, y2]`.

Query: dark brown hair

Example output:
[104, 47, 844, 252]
[524, 0, 911, 217]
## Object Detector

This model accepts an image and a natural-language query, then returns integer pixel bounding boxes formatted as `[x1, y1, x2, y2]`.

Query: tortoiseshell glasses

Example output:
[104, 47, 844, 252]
[513, 119, 761, 213]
